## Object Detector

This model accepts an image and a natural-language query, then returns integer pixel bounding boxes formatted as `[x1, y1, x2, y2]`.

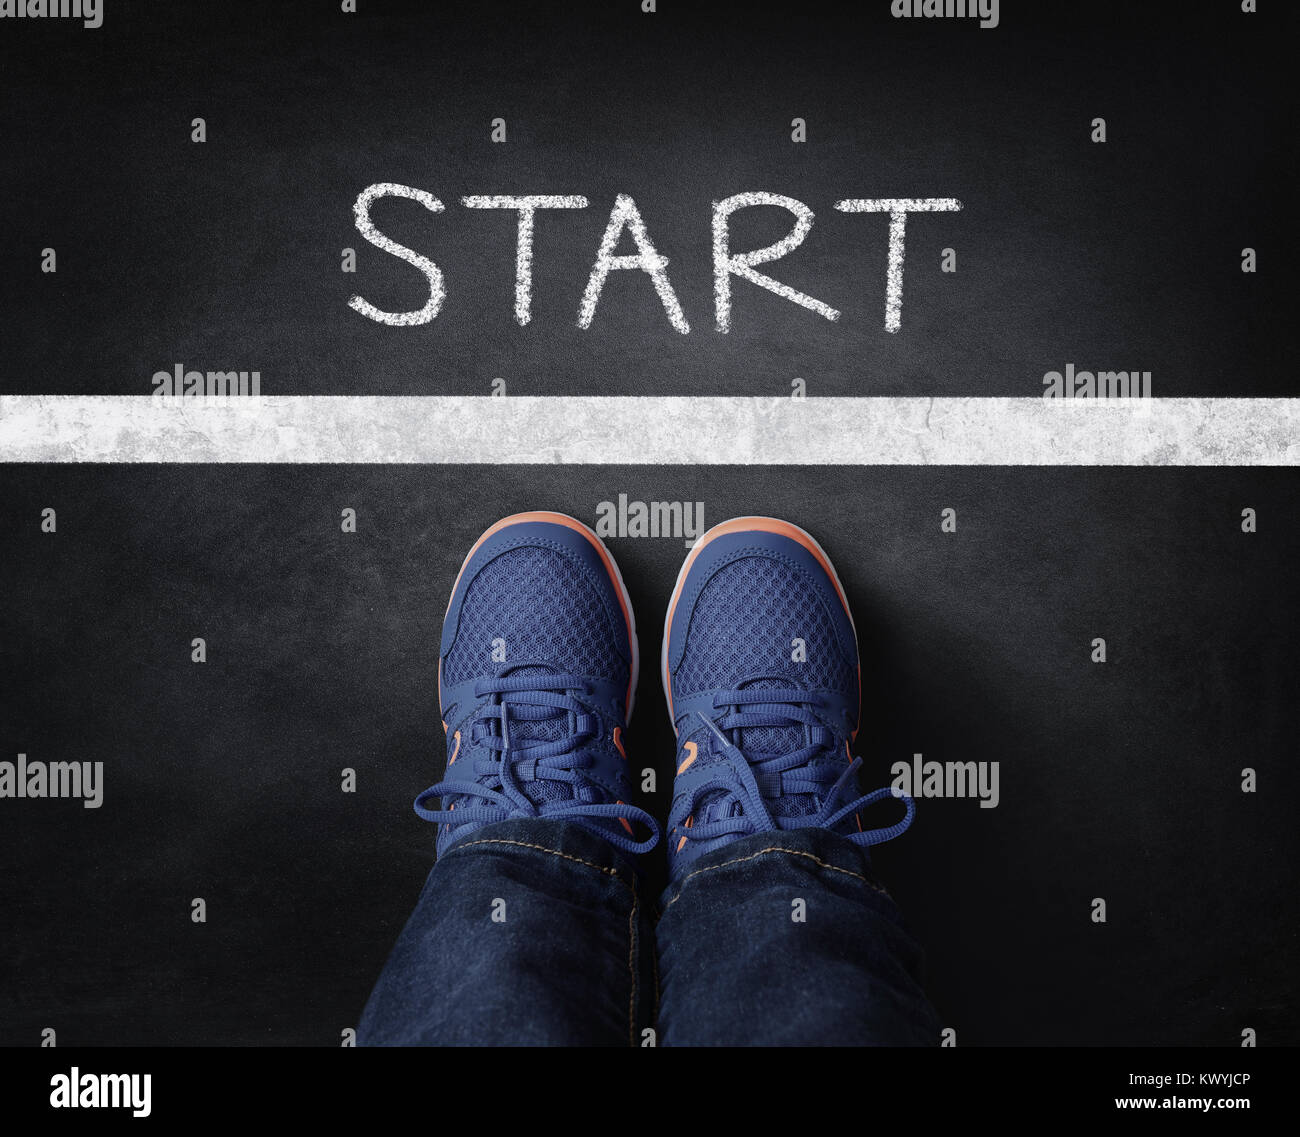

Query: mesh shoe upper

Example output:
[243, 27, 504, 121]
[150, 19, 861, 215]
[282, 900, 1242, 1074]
[674, 552, 858, 707]
[417, 515, 658, 857]
[663, 519, 913, 875]
[442, 546, 623, 689]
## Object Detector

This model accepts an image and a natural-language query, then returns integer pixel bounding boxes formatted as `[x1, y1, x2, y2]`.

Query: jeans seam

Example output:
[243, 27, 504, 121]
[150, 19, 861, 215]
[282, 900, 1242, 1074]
[662, 845, 889, 911]
[445, 837, 623, 879]
[651, 922, 661, 1031]
[627, 883, 638, 1047]
[442, 835, 639, 1046]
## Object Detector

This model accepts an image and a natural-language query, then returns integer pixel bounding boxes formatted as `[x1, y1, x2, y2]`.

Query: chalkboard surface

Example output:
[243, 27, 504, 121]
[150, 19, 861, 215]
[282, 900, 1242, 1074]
[0, 0, 1294, 1047]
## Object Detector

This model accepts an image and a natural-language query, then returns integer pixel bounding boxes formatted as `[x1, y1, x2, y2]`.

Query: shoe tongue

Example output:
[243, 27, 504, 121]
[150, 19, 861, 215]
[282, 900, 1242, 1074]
[719, 677, 819, 821]
[500, 663, 570, 745]
[731, 677, 805, 757]
[493, 663, 581, 805]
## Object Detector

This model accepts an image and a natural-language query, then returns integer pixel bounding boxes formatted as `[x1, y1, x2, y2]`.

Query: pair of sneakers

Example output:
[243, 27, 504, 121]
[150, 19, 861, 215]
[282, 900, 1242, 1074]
[415, 512, 914, 879]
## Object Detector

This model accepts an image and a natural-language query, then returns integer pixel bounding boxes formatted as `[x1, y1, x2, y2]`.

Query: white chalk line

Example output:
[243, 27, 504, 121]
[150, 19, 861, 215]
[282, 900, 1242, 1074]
[0, 396, 1296, 465]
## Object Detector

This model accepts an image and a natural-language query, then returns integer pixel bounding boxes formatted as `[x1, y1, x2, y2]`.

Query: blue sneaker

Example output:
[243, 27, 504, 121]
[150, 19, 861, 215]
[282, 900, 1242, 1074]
[661, 516, 914, 877]
[415, 512, 659, 857]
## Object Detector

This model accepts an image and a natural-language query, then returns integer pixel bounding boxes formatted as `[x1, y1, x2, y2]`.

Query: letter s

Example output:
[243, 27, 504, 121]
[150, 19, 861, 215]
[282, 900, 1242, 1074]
[348, 182, 446, 326]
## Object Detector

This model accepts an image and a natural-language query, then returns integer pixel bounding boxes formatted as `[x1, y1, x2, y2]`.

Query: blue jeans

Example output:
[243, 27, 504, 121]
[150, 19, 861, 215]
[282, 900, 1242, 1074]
[358, 819, 941, 1046]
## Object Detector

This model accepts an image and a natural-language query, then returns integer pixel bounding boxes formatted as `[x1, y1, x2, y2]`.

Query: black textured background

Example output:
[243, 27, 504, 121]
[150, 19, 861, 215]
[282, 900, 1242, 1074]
[0, 0, 1296, 1046]
[0, 0, 1291, 398]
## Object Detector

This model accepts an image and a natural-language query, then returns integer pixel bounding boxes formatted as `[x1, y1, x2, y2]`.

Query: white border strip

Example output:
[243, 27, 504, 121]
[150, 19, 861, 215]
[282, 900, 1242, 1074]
[1, 395, 1296, 465]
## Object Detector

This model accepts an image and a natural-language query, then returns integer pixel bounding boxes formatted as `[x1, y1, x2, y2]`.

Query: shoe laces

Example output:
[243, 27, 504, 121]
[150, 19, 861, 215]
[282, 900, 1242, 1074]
[414, 671, 659, 855]
[669, 687, 914, 848]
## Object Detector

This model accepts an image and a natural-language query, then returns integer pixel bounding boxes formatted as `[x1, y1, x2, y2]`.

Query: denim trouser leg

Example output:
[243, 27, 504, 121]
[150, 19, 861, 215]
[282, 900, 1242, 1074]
[655, 828, 942, 1045]
[358, 819, 652, 1046]
[359, 820, 939, 1046]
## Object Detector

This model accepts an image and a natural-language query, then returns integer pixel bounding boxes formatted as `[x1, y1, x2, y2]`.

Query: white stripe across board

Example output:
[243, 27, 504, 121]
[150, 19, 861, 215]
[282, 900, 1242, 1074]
[0, 395, 1296, 465]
